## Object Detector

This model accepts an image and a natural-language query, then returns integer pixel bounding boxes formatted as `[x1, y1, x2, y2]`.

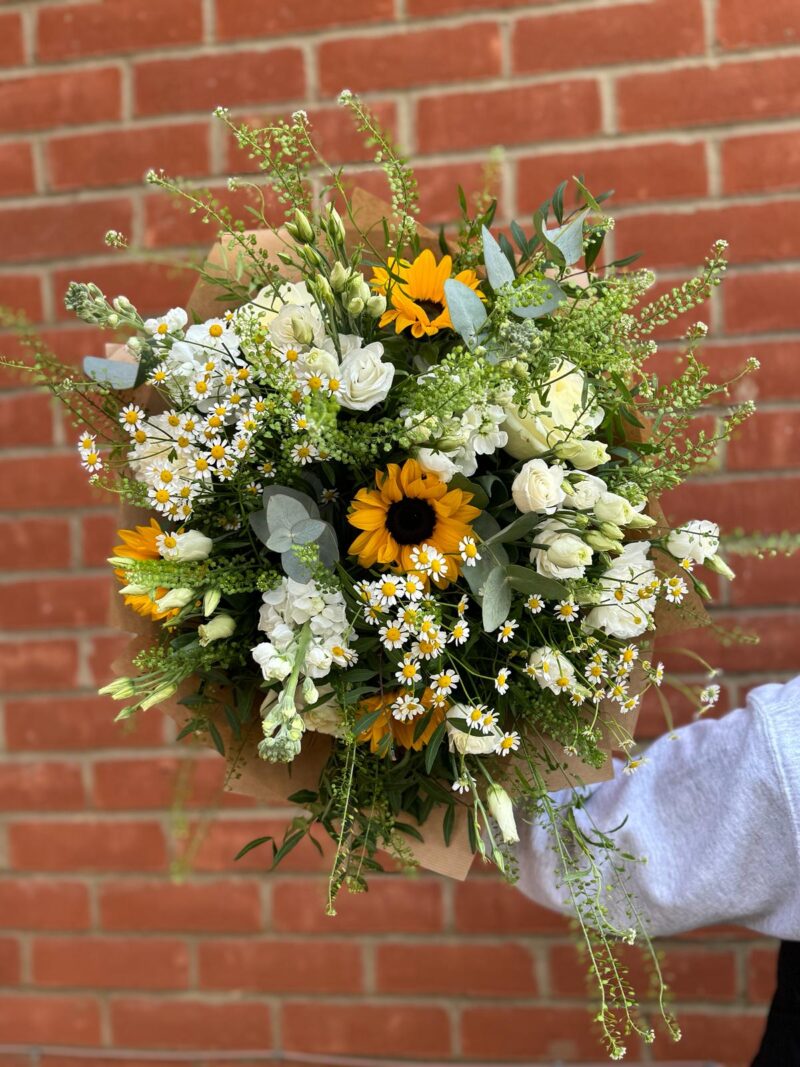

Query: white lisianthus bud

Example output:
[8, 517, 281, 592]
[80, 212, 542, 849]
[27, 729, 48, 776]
[138, 683, 178, 711]
[329, 262, 350, 292]
[705, 553, 736, 580]
[366, 294, 387, 318]
[313, 274, 333, 302]
[554, 438, 611, 470]
[293, 208, 314, 243]
[198, 614, 236, 646]
[486, 784, 520, 844]
[325, 203, 346, 243]
[119, 583, 149, 596]
[594, 492, 637, 526]
[99, 677, 136, 699]
[585, 530, 622, 553]
[627, 511, 657, 529]
[511, 458, 566, 514]
[155, 587, 195, 611]
[598, 521, 624, 541]
[167, 529, 213, 561]
[290, 313, 314, 346]
[345, 295, 365, 316]
[203, 589, 222, 616]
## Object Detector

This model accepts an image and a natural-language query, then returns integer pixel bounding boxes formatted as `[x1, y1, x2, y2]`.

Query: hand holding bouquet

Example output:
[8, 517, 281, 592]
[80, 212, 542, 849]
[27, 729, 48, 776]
[11, 95, 760, 1058]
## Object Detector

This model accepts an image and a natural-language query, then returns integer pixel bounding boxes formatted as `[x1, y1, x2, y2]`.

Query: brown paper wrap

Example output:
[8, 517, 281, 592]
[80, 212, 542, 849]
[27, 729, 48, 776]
[104, 191, 709, 881]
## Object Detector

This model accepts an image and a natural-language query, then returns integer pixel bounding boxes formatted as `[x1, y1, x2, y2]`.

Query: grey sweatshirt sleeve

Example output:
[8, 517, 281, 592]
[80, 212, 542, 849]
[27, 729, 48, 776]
[513, 677, 800, 939]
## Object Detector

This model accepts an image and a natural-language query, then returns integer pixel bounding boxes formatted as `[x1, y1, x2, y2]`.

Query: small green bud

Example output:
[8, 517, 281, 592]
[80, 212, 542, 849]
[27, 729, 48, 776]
[599, 521, 624, 541]
[293, 208, 314, 243]
[366, 294, 386, 318]
[705, 553, 735, 580]
[329, 261, 350, 292]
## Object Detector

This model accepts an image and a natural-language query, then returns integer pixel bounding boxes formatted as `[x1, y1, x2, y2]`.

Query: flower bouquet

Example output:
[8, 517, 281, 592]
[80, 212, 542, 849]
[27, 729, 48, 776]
[12, 96, 759, 1057]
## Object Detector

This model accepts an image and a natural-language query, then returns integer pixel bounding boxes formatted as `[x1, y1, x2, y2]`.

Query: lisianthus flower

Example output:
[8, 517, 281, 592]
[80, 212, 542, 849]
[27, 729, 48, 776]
[371, 249, 483, 338]
[113, 519, 178, 621]
[348, 458, 480, 583]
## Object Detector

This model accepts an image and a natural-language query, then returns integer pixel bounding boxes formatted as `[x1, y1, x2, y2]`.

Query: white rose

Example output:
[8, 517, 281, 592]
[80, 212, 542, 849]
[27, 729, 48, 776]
[511, 459, 566, 514]
[416, 448, 459, 482]
[252, 641, 293, 682]
[666, 519, 720, 564]
[554, 438, 610, 470]
[502, 359, 604, 460]
[446, 706, 501, 755]
[268, 300, 326, 350]
[302, 696, 346, 738]
[563, 473, 606, 511]
[531, 518, 593, 580]
[296, 345, 340, 380]
[593, 492, 638, 527]
[245, 281, 315, 330]
[161, 529, 213, 561]
[528, 645, 576, 695]
[338, 339, 395, 411]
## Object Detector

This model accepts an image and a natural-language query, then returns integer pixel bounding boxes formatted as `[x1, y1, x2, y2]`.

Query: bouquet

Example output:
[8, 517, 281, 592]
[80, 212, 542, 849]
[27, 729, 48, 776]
[10, 95, 760, 1058]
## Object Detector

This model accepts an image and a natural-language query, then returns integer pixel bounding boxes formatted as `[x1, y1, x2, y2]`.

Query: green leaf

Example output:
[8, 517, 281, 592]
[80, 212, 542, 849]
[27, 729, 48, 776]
[543, 208, 588, 266]
[482, 564, 512, 632]
[505, 564, 567, 600]
[510, 219, 529, 256]
[482, 225, 515, 289]
[207, 719, 225, 756]
[270, 828, 308, 869]
[443, 277, 487, 348]
[552, 180, 567, 224]
[234, 835, 273, 861]
[448, 473, 489, 510]
[574, 177, 603, 214]
[287, 789, 318, 805]
[443, 804, 455, 846]
[291, 517, 328, 544]
[483, 510, 541, 546]
[424, 719, 448, 774]
[394, 821, 424, 843]
[353, 707, 385, 736]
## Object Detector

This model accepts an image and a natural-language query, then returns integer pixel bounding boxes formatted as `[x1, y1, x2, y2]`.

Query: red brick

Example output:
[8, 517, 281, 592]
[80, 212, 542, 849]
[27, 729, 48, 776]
[514, 0, 703, 74]
[190, 817, 334, 873]
[718, 0, 800, 50]
[91, 755, 240, 809]
[0, 940, 20, 985]
[376, 942, 537, 996]
[0, 142, 34, 197]
[0, 639, 79, 693]
[616, 200, 800, 270]
[273, 877, 443, 934]
[0, 994, 100, 1045]
[746, 945, 779, 1003]
[53, 261, 194, 321]
[0, 761, 84, 812]
[0, 517, 71, 570]
[725, 271, 800, 334]
[282, 1002, 451, 1059]
[320, 22, 501, 96]
[99, 879, 263, 933]
[518, 141, 707, 211]
[0, 392, 54, 446]
[657, 609, 800, 674]
[8, 819, 166, 872]
[81, 511, 117, 567]
[618, 56, 800, 132]
[0, 12, 22, 65]
[215, 0, 393, 38]
[4, 693, 163, 751]
[416, 81, 601, 154]
[0, 880, 90, 931]
[410, 0, 546, 9]
[730, 552, 800, 608]
[199, 939, 363, 993]
[454, 878, 570, 934]
[651, 1010, 764, 1062]
[727, 409, 800, 471]
[87, 632, 133, 687]
[462, 1006, 601, 1060]
[722, 129, 800, 195]
[0, 575, 111, 631]
[652, 340, 800, 402]
[0, 68, 121, 133]
[142, 181, 280, 250]
[33, 936, 189, 990]
[110, 998, 271, 1050]
[0, 197, 132, 264]
[134, 50, 305, 118]
[667, 475, 800, 533]
[47, 123, 211, 193]
[0, 274, 43, 320]
[36, 0, 203, 61]
[340, 160, 490, 227]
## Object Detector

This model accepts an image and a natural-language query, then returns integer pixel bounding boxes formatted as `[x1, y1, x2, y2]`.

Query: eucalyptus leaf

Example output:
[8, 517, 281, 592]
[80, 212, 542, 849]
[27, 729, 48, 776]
[443, 277, 487, 348]
[481, 565, 512, 632]
[291, 517, 328, 545]
[462, 513, 509, 595]
[448, 473, 489, 510]
[262, 485, 319, 519]
[505, 564, 567, 600]
[83, 356, 138, 390]
[267, 494, 311, 534]
[266, 528, 293, 553]
[281, 551, 312, 583]
[543, 208, 588, 266]
[481, 225, 514, 289]
[317, 525, 340, 567]
[484, 510, 542, 546]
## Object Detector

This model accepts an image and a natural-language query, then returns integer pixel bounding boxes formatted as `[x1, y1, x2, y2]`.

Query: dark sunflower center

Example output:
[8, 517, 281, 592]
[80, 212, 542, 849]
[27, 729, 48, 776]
[415, 299, 444, 320]
[386, 497, 436, 545]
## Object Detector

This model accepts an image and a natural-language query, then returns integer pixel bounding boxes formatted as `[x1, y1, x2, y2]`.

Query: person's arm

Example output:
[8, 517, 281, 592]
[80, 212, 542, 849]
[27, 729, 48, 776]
[513, 677, 800, 938]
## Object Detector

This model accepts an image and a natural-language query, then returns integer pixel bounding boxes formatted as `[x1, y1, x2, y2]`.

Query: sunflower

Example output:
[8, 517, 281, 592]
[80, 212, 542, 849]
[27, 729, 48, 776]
[371, 248, 484, 338]
[348, 458, 480, 582]
[113, 518, 177, 621]
[358, 688, 446, 754]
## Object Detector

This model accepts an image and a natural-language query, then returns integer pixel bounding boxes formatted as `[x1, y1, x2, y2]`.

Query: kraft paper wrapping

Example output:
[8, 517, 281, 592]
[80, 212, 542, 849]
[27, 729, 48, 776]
[102, 190, 710, 881]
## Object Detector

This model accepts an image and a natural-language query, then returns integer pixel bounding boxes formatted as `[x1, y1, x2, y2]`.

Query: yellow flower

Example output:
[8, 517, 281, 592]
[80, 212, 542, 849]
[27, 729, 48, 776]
[347, 458, 480, 583]
[358, 688, 446, 754]
[113, 518, 177, 621]
[371, 248, 483, 339]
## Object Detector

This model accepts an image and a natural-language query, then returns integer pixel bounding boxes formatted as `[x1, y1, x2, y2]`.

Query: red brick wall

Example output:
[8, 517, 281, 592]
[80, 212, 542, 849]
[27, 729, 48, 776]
[1, 1, 798, 1064]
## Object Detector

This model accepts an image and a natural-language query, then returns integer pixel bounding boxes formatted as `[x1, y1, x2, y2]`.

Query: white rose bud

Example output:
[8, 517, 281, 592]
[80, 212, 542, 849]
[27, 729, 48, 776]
[511, 458, 566, 514]
[486, 784, 520, 845]
[198, 614, 236, 646]
[554, 438, 610, 470]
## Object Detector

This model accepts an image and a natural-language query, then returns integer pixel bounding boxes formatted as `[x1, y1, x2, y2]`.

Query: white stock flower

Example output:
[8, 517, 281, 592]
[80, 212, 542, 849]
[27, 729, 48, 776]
[337, 336, 395, 411]
[666, 519, 720, 564]
[511, 458, 566, 514]
[502, 359, 603, 460]
[252, 641, 294, 682]
[531, 518, 593, 580]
